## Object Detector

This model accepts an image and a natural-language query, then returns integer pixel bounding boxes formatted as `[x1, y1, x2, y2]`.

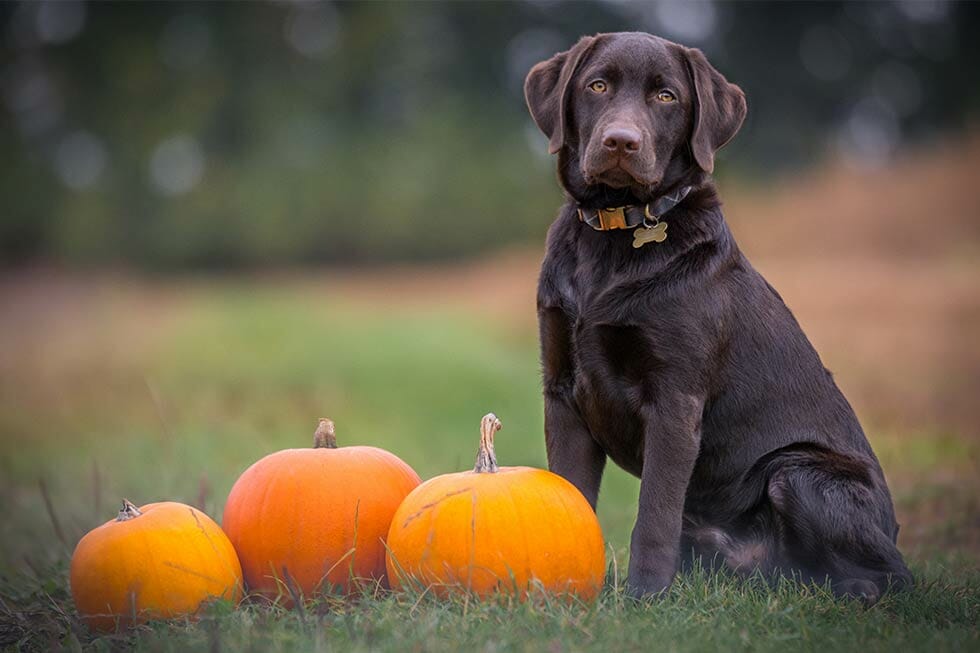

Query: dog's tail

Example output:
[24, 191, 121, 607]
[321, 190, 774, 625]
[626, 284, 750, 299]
[683, 517, 777, 575]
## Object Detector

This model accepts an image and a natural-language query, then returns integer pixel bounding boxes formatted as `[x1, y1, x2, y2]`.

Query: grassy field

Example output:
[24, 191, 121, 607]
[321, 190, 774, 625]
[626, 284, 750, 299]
[1, 140, 979, 650]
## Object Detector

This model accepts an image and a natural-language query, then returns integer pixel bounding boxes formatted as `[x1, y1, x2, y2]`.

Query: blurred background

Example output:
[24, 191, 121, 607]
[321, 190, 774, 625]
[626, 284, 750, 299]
[1, 1, 978, 575]
[3, 0, 980, 267]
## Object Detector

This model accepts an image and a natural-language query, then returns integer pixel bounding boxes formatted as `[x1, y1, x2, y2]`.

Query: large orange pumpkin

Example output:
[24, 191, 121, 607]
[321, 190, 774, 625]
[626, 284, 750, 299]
[70, 500, 243, 632]
[222, 418, 421, 599]
[386, 414, 606, 600]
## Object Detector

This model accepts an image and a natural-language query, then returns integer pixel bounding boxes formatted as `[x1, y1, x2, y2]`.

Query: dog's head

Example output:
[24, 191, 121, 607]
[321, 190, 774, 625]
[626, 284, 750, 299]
[525, 32, 746, 206]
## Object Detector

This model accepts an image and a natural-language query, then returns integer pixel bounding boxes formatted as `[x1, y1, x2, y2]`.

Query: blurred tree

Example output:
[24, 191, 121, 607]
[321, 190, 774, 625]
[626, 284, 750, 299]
[1, 0, 978, 268]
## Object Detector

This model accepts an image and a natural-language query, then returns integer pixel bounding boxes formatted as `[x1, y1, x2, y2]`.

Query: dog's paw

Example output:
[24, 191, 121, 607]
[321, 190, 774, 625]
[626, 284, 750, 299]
[836, 578, 881, 606]
[624, 573, 673, 601]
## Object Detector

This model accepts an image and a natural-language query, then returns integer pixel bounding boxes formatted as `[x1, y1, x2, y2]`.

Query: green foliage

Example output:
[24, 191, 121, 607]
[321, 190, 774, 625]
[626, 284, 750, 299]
[3, 1, 979, 267]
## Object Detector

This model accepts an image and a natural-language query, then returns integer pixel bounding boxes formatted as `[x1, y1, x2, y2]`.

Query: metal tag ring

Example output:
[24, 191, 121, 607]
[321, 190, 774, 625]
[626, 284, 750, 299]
[643, 204, 660, 228]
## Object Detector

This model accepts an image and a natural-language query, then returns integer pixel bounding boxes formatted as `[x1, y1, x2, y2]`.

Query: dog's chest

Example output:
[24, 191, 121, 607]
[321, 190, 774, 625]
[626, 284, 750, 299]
[565, 279, 662, 473]
[541, 224, 703, 473]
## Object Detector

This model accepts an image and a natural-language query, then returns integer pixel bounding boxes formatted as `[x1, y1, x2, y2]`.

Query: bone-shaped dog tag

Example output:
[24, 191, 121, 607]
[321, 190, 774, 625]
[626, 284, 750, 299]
[632, 221, 668, 248]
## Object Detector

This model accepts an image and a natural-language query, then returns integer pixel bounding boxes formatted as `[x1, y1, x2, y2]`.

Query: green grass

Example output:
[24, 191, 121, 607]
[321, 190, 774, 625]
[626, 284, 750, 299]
[3, 560, 978, 652]
[0, 280, 977, 651]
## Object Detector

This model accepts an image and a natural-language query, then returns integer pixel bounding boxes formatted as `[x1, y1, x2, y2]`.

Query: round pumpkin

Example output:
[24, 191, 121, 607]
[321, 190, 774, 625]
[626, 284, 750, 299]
[386, 414, 606, 600]
[222, 418, 421, 600]
[70, 500, 243, 632]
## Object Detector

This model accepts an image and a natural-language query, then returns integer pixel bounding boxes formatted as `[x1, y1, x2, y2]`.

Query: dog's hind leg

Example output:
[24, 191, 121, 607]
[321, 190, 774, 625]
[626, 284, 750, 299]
[765, 447, 913, 603]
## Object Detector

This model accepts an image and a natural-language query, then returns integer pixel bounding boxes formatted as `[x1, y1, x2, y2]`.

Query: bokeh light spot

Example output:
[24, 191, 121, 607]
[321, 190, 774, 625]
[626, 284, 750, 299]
[896, 0, 950, 23]
[149, 135, 206, 197]
[54, 130, 107, 190]
[838, 96, 901, 168]
[35, 0, 86, 45]
[284, 1, 340, 59]
[653, 0, 717, 44]
[159, 13, 212, 70]
[1, 58, 63, 135]
[506, 28, 564, 93]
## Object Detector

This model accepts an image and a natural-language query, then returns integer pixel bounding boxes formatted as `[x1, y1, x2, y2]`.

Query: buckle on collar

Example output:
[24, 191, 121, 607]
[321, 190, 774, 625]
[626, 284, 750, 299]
[577, 206, 628, 230]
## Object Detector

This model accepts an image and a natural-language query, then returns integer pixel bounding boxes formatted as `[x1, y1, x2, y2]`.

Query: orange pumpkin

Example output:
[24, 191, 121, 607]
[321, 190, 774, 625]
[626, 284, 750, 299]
[70, 500, 243, 632]
[222, 418, 421, 600]
[386, 414, 606, 600]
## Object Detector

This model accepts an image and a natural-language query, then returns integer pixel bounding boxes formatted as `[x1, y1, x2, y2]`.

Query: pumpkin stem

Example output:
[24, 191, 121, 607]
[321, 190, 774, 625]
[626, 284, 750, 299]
[116, 499, 142, 521]
[473, 413, 501, 473]
[314, 418, 338, 449]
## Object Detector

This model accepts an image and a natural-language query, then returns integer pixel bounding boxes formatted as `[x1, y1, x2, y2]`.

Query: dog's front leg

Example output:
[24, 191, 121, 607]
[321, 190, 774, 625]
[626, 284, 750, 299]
[540, 306, 606, 510]
[626, 393, 703, 598]
[545, 391, 606, 510]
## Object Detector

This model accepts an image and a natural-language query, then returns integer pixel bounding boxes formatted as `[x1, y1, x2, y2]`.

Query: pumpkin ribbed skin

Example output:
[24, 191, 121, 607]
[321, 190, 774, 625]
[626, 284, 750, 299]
[385, 415, 605, 600]
[222, 422, 420, 599]
[70, 501, 243, 632]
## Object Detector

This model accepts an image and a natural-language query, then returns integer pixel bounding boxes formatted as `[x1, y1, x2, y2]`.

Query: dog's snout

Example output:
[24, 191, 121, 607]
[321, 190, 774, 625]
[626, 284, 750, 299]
[601, 126, 642, 153]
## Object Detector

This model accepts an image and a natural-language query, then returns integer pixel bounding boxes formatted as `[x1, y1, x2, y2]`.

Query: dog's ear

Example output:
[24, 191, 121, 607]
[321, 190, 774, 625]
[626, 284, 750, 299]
[524, 35, 599, 154]
[682, 47, 747, 173]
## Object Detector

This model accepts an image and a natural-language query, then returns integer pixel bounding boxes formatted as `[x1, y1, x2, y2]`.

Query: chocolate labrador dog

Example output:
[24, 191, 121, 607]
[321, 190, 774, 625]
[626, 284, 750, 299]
[524, 32, 912, 602]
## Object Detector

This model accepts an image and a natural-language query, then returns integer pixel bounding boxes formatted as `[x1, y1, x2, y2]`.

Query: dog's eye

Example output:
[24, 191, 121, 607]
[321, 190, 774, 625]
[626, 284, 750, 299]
[588, 80, 608, 94]
[656, 90, 677, 103]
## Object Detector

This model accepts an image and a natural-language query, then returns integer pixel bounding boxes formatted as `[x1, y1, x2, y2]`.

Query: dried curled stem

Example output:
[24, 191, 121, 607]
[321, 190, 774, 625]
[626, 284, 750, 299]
[116, 499, 142, 522]
[473, 413, 501, 473]
[314, 418, 338, 449]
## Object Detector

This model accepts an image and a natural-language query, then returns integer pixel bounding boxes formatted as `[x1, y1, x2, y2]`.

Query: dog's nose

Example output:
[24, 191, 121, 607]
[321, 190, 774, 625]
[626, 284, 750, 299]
[602, 126, 642, 153]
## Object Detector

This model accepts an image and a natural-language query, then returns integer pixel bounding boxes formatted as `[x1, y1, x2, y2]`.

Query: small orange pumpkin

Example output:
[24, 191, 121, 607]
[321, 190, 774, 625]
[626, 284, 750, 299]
[386, 414, 606, 600]
[222, 418, 421, 599]
[70, 500, 243, 632]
